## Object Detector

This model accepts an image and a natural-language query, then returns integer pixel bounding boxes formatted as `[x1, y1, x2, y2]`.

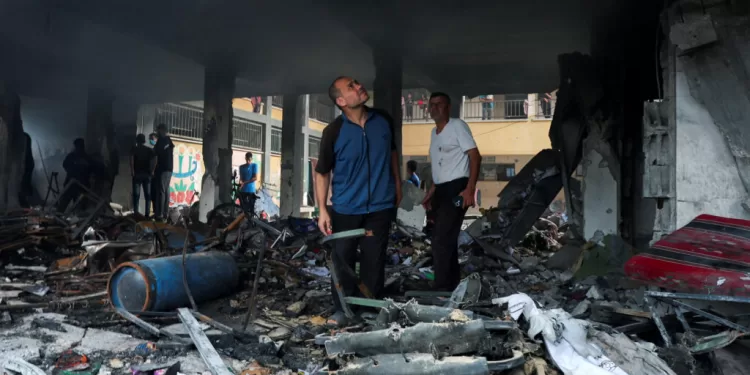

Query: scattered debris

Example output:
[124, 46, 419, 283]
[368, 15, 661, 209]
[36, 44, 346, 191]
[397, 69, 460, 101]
[1, 202, 747, 374]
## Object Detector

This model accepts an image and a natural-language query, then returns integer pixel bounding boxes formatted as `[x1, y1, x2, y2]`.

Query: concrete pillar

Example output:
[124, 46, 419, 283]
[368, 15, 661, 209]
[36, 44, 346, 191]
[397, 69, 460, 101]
[280, 94, 308, 217]
[460, 96, 466, 119]
[373, 48, 403, 165]
[582, 148, 619, 240]
[264, 96, 273, 117]
[86, 87, 116, 202]
[199, 68, 235, 222]
[0, 82, 24, 212]
[449, 94, 461, 119]
[262, 96, 273, 188]
[527, 94, 538, 119]
[302, 98, 310, 207]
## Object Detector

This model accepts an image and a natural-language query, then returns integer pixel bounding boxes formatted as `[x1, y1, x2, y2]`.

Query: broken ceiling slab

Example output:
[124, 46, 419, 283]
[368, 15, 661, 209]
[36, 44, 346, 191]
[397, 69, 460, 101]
[669, 15, 718, 52]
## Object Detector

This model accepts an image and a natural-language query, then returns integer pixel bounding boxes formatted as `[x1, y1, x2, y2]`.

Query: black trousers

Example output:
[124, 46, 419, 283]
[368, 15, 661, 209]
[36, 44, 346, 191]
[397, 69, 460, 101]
[239, 192, 257, 216]
[132, 175, 151, 217]
[330, 208, 392, 312]
[431, 177, 469, 291]
[153, 171, 172, 219]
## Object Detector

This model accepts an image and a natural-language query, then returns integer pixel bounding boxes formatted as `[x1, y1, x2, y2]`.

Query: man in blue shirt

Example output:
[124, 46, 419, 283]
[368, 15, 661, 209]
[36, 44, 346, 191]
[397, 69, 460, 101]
[406, 160, 421, 188]
[238, 152, 258, 214]
[315, 76, 402, 325]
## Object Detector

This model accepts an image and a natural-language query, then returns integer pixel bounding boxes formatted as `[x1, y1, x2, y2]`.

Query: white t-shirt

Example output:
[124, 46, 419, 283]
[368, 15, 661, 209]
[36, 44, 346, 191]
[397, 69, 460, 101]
[429, 118, 478, 184]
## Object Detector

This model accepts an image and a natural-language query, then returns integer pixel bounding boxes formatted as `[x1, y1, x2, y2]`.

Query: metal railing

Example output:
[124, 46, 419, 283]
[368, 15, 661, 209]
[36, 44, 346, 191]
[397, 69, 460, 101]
[309, 100, 335, 123]
[463, 99, 528, 120]
[154, 103, 265, 149]
[402, 102, 430, 123]
[232, 117, 264, 151]
[155, 103, 204, 140]
[534, 98, 555, 119]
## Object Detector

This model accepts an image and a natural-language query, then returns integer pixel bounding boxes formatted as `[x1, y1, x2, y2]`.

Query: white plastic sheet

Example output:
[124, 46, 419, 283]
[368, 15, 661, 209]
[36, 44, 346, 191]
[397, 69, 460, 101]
[493, 293, 628, 375]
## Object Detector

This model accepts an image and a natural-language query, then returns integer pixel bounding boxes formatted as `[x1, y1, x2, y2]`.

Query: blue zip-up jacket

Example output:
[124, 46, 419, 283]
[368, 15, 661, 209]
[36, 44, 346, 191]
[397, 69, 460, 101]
[314, 108, 396, 215]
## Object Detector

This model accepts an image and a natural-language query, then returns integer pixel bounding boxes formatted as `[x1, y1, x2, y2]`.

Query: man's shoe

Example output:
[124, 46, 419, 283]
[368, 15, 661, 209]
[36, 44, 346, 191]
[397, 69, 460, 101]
[326, 310, 351, 327]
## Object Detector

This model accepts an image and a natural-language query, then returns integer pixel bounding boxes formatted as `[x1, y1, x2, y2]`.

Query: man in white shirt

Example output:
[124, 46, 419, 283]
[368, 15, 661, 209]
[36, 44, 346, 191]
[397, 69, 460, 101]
[421, 92, 482, 291]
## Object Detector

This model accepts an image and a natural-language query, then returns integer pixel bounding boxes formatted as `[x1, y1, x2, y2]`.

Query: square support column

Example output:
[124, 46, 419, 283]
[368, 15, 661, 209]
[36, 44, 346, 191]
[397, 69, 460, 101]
[582, 147, 620, 240]
[262, 96, 273, 189]
[0, 82, 23, 212]
[373, 48, 403, 167]
[199, 68, 235, 222]
[280, 94, 309, 217]
[86, 87, 116, 201]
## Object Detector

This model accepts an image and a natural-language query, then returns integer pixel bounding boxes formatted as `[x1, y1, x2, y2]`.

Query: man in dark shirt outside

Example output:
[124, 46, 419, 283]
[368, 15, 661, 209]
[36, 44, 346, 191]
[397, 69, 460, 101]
[57, 138, 93, 212]
[19, 132, 35, 208]
[406, 160, 421, 188]
[131, 133, 155, 217]
[238, 152, 259, 214]
[153, 124, 174, 221]
[315, 76, 402, 326]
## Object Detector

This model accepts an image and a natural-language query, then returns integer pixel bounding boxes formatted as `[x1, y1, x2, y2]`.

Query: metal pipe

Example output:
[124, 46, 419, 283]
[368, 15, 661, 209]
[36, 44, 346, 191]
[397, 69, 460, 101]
[644, 291, 750, 303]
[325, 320, 490, 357]
[242, 231, 268, 331]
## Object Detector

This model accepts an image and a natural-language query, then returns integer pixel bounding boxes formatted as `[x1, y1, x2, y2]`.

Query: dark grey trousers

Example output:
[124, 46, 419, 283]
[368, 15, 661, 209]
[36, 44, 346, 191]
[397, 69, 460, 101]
[153, 171, 172, 219]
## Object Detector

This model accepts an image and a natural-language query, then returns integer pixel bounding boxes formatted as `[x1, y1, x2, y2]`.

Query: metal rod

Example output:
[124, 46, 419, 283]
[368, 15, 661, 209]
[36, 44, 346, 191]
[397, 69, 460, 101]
[661, 298, 750, 333]
[645, 296, 672, 347]
[242, 230, 268, 332]
[644, 291, 750, 304]
[674, 307, 692, 334]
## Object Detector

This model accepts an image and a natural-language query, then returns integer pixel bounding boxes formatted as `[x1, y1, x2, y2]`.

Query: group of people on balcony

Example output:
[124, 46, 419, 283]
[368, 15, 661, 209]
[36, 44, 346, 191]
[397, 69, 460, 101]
[402, 93, 430, 122]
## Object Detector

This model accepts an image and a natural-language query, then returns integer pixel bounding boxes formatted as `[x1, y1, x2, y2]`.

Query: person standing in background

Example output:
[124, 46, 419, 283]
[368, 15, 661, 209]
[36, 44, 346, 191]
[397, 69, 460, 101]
[406, 93, 414, 121]
[152, 124, 174, 221]
[406, 160, 421, 188]
[57, 138, 93, 212]
[401, 96, 405, 121]
[131, 133, 155, 217]
[239, 151, 259, 214]
[485, 94, 494, 120]
[421, 92, 481, 291]
[19, 132, 34, 208]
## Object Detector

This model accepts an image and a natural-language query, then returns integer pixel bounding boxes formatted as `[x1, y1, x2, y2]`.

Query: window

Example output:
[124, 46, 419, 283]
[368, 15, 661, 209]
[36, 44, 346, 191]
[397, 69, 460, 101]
[482, 156, 496, 164]
[155, 103, 204, 140]
[479, 163, 516, 181]
[271, 128, 282, 154]
[309, 95, 336, 123]
[232, 118, 264, 150]
[308, 137, 321, 158]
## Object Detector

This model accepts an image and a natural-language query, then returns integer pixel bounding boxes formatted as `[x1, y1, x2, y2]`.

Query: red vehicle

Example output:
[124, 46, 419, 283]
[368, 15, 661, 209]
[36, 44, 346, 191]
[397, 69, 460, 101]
[625, 214, 750, 297]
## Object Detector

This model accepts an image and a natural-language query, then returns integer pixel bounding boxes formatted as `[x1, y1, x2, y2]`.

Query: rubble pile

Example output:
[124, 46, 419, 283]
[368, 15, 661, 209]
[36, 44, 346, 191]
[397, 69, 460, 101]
[1, 201, 749, 375]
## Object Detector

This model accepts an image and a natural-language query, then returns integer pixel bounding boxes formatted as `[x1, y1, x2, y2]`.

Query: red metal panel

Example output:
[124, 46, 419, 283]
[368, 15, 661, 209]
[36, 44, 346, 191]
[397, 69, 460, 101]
[625, 214, 750, 296]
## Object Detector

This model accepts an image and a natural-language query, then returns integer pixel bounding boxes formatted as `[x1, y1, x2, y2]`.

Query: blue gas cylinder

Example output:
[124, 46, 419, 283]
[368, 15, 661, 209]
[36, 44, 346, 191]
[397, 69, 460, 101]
[108, 251, 239, 312]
